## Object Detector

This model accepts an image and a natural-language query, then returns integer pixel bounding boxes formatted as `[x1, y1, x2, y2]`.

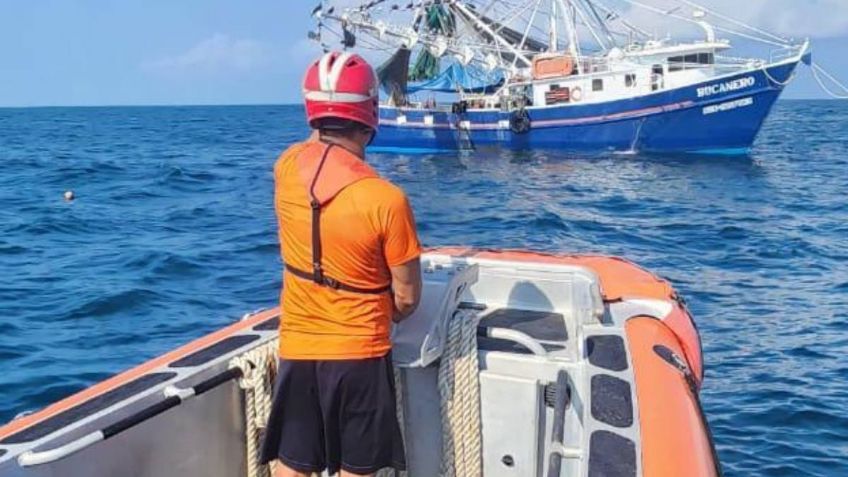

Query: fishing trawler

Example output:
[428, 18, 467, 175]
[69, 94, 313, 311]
[310, 0, 815, 154]
[0, 249, 720, 476]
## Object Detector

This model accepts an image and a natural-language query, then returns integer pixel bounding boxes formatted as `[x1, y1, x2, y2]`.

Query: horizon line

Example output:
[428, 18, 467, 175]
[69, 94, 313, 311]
[0, 97, 838, 109]
[0, 102, 303, 110]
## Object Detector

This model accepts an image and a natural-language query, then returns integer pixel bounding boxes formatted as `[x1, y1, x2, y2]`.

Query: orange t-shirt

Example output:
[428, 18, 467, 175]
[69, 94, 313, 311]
[274, 142, 422, 360]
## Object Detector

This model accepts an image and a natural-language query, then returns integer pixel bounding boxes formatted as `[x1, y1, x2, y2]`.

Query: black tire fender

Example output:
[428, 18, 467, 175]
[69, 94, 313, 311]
[509, 109, 531, 134]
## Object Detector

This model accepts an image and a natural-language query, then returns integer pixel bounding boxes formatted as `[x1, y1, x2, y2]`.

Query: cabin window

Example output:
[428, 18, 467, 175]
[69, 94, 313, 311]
[625, 74, 636, 87]
[668, 53, 712, 71]
[592, 79, 604, 92]
[668, 56, 684, 72]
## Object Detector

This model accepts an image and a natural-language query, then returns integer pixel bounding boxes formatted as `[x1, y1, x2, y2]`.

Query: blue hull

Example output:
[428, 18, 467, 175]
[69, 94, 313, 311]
[370, 61, 800, 154]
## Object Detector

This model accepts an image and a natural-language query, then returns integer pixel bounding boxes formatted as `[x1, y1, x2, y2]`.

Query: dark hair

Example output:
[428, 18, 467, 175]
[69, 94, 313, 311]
[312, 117, 373, 136]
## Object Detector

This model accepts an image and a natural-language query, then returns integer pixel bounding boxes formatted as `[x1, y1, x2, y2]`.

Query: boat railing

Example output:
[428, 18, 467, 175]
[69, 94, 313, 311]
[578, 56, 611, 74]
[770, 44, 804, 64]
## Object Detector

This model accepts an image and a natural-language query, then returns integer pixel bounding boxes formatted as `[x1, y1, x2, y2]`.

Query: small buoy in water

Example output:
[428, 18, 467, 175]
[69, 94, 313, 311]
[64, 190, 75, 201]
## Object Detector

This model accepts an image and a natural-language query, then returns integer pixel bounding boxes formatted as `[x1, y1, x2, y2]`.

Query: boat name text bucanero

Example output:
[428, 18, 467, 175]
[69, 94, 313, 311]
[696, 76, 756, 98]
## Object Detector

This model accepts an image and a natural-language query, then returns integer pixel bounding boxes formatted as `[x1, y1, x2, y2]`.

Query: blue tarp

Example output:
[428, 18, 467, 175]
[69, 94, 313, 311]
[406, 63, 504, 94]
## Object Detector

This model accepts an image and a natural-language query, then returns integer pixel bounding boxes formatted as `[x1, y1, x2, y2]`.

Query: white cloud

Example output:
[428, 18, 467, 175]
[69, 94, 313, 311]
[609, 0, 848, 40]
[144, 34, 269, 75]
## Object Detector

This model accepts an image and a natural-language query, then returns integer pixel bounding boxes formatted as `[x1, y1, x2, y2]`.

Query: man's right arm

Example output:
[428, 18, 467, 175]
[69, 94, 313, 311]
[390, 258, 422, 322]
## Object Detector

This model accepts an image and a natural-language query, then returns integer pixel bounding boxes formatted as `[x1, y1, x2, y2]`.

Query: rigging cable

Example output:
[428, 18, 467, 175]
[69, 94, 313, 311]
[676, 0, 790, 45]
[571, 0, 609, 51]
[511, 0, 544, 69]
[579, 0, 616, 47]
[615, 0, 790, 48]
[811, 62, 848, 100]
[592, 0, 652, 39]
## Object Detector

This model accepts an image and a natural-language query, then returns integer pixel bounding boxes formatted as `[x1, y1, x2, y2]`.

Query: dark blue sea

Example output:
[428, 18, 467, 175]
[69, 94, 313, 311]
[1, 102, 846, 475]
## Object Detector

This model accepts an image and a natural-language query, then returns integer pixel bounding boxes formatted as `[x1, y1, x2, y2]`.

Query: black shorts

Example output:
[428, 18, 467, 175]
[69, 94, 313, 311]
[259, 353, 406, 475]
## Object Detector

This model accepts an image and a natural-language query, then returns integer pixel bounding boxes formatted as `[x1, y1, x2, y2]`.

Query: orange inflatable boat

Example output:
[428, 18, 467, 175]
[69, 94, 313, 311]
[0, 248, 721, 477]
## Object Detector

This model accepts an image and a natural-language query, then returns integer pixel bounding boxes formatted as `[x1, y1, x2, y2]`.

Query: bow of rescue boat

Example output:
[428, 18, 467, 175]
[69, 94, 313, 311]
[0, 249, 720, 477]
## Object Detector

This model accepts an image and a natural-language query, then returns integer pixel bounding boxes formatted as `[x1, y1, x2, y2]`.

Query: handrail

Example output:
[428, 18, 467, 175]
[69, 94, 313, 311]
[477, 327, 548, 356]
[17, 367, 243, 468]
[547, 370, 578, 477]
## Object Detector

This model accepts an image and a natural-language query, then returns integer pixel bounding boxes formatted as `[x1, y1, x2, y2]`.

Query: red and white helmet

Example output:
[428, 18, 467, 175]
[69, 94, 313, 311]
[302, 51, 379, 131]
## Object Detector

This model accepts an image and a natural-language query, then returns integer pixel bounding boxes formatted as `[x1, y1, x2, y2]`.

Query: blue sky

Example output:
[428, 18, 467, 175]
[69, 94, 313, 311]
[0, 0, 846, 107]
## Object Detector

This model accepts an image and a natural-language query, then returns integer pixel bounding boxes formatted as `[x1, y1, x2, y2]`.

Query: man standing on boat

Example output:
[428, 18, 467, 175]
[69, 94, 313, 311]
[260, 52, 423, 477]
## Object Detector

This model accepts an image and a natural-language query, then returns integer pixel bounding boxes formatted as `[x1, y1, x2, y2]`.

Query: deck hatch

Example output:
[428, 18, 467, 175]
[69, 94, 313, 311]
[586, 335, 628, 371]
[0, 372, 176, 445]
[481, 308, 567, 342]
[591, 374, 633, 428]
[253, 317, 279, 331]
[588, 430, 636, 477]
[170, 335, 259, 368]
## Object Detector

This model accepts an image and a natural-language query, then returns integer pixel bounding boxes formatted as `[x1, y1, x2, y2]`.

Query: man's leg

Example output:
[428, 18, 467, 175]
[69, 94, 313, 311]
[260, 360, 327, 476]
[274, 462, 313, 477]
[273, 468, 373, 477]
[319, 354, 406, 477]
[339, 470, 374, 477]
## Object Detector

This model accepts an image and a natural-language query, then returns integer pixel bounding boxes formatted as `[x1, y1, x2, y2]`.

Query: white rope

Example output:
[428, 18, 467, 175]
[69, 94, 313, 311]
[438, 309, 483, 477]
[762, 64, 796, 88]
[230, 340, 279, 477]
[811, 63, 848, 100]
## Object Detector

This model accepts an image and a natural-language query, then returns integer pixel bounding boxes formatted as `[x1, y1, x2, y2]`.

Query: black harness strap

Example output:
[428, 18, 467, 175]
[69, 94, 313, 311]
[308, 146, 330, 287]
[285, 263, 392, 294]
[284, 144, 391, 295]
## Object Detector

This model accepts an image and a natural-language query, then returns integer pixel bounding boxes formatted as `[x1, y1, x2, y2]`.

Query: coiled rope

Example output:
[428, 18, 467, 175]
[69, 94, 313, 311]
[438, 309, 483, 477]
[229, 339, 279, 477]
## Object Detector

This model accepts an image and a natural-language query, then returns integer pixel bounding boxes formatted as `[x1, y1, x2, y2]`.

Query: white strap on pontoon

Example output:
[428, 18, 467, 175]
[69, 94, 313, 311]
[18, 431, 104, 467]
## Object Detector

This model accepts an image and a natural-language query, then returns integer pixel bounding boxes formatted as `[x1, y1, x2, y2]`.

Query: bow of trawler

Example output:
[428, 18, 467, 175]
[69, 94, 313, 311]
[0, 249, 720, 477]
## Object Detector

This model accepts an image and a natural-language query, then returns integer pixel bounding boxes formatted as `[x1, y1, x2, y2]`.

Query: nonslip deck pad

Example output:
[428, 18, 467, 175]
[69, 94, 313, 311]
[591, 374, 633, 428]
[169, 334, 260, 368]
[253, 317, 279, 331]
[586, 335, 628, 371]
[480, 308, 568, 342]
[589, 430, 636, 477]
[0, 372, 176, 444]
